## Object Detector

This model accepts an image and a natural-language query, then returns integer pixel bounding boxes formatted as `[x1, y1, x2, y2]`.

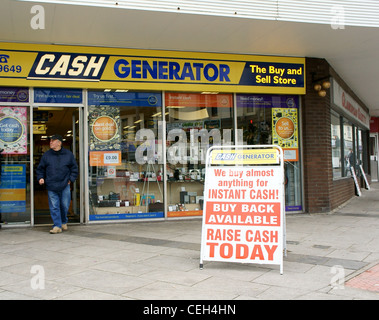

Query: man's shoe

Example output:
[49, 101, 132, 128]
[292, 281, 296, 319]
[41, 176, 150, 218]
[62, 224, 68, 231]
[49, 226, 62, 234]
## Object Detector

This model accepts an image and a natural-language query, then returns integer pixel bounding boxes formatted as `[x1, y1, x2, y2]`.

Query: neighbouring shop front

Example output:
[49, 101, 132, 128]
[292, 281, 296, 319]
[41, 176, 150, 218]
[0, 42, 307, 225]
[301, 58, 371, 213]
[331, 79, 371, 181]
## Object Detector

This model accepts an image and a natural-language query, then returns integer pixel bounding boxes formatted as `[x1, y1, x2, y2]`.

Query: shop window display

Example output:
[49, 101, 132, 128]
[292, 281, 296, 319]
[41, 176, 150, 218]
[165, 92, 234, 218]
[0, 88, 31, 224]
[331, 113, 369, 180]
[88, 91, 164, 221]
[87, 91, 303, 220]
[236, 94, 302, 212]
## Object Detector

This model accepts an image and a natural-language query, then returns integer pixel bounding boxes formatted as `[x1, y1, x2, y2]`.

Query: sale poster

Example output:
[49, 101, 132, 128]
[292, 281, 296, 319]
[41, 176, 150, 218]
[0, 106, 27, 154]
[200, 147, 285, 273]
[272, 107, 298, 161]
[89, 105, 121, 166]
[89, 151, 122, 166]
[88, 105, 121, 152]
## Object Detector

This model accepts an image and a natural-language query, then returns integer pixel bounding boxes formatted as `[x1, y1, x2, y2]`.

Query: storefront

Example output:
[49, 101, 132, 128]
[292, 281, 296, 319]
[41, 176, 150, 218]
[0, 42, 307, 225]
[331, 79, 370, 181]
[301, 58, 371, 213]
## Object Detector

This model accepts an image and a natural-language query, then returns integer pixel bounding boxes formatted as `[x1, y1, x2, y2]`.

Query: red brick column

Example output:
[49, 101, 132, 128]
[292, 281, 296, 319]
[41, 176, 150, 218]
[302, 58, 355, 213]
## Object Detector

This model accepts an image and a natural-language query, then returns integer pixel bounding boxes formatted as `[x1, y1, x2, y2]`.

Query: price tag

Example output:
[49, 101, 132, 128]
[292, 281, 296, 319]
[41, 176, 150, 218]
[104, 152, 120, 165]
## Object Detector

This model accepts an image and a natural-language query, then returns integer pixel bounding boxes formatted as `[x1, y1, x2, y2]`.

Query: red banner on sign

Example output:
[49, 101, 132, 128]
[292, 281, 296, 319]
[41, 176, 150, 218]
[205, 201, 280, 226]
[165, 92, 233, 108]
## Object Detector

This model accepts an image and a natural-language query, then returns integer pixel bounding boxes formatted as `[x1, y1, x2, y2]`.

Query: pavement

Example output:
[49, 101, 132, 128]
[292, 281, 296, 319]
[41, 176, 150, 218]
[0, 183, 378, 301]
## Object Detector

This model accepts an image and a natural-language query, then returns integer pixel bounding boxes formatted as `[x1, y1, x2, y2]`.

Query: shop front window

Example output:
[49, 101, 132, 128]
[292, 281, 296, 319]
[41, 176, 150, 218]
[165, 92, 234, 218]
[0, 88, 31, 225]
[332, 112, 371, 180]
[88, 91, 164, 221]
[331, 113, 368, 179]
[331, 111, 342, 178]
[343, 119, 354, 177]
[236, 94, 302, 212]
[357, 128, 363, 168]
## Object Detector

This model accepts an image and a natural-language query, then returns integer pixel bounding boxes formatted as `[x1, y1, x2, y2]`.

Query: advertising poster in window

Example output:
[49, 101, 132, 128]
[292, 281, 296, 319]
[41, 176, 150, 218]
[0, 164, 26, 213]
[89, 105, 122, 166]
[0, 106, 27, 154]
[272, 107, 299, 161]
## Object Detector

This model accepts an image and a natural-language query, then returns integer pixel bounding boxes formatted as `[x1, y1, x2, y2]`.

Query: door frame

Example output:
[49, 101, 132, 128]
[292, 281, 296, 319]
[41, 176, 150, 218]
[30, 96, 84, 226]
[370, 132, 379, 182]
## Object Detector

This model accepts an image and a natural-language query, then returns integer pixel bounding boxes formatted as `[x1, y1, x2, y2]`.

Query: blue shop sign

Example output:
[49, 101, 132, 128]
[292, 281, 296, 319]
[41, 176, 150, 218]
[237, 94, 299, 109]
[34, 88, 83, 104]
[88, 91, 161, 107]
[0, 87, 29, 103]
[89, 212, 164, 221]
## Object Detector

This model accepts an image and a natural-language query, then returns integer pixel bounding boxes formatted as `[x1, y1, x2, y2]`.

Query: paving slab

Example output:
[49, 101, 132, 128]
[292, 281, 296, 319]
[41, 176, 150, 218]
[0, 183, 379, 300]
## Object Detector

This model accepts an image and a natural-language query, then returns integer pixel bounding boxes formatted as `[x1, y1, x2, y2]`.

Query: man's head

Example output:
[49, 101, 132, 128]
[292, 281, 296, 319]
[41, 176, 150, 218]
[50, 134, 63, 151]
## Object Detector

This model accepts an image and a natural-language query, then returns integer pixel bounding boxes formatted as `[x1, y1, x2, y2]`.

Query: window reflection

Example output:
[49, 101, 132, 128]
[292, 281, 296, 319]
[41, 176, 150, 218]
[165, 92, 233, 217]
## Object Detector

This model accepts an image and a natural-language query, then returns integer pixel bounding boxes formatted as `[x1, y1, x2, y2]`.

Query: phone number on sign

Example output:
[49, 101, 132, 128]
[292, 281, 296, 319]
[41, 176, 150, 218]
[0, 65, 22, 73]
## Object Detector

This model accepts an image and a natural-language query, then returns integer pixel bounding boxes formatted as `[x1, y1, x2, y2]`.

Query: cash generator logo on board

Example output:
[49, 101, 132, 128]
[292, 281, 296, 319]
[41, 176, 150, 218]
[113, 58, 232, 83]
[28, 52, 109, 80]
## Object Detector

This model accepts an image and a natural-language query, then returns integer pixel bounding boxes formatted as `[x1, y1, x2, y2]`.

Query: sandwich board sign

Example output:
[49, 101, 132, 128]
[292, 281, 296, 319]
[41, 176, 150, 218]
[200, 145, 286, 274]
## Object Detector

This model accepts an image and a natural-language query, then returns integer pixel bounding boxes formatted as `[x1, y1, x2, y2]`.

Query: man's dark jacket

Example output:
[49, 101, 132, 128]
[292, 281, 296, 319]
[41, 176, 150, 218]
[36, 147, 78, 192]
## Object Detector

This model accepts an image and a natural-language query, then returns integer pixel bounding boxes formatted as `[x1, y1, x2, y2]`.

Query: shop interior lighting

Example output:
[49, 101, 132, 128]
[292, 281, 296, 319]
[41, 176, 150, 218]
[170, 108, 209, 120]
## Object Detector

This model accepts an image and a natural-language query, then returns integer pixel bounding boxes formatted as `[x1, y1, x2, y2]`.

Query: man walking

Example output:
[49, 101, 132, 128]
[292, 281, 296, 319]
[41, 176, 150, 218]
[36, 134, 78, 234]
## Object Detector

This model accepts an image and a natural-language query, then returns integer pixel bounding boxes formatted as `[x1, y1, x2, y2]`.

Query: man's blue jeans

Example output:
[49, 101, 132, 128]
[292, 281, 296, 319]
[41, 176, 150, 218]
[47, 184, 71, 228]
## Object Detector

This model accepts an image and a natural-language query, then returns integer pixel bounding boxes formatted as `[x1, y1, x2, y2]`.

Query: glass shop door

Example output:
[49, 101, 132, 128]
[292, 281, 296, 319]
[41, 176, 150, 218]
[33, 106, 82, 225]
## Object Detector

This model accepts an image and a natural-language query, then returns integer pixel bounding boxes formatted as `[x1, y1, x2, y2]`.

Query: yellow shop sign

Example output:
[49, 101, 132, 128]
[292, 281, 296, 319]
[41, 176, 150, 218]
[0, 43, 305, 94]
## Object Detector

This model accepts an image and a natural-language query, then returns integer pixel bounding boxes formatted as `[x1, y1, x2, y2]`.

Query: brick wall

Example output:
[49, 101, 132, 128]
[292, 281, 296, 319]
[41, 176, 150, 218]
[331, 179, 355, 209]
